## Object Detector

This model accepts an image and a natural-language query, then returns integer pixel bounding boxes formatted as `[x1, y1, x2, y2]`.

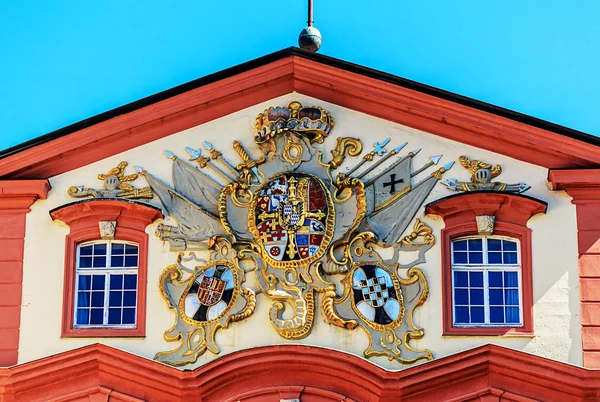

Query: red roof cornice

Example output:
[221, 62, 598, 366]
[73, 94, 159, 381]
[1, 49, 600, 179]
[0, 344, 598, 401]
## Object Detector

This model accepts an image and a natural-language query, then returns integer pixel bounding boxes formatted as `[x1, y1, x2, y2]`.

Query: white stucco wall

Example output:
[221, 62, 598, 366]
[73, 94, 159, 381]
[18, 93, 582, 370]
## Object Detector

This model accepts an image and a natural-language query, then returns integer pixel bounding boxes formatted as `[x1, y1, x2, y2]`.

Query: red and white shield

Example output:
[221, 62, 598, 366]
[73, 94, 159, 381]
[197, 276, 226, 306]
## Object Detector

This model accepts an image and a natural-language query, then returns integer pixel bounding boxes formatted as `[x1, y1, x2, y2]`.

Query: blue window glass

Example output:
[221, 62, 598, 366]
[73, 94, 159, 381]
[112, 243, 124, 254]
[489, 289, 503, 305]
[77, 292, 90, 308]
[76, 309, 89, 325]
[123, 308, 136, 324]
[454, 289, 468, 305]
[470, 307, 484, 323]
[469, 271, 483, 287]
[455, 307, 469, 323]
[504, 252, 518, 264]
[469, 252, 483, 264]
[90, 308, 104, 324]
[506, 307, 520, 323]
[504, 240, 517, 251]
[490, 307, 504, 323]
[80, 245, 93, 256]
[110, 274, 123, 290]
[124, 274, 137, 290]
[453, 252, 467, 264]
[78, 275, 91, 291]
[79, 257, 92, 268]
[453, 240, 467, 250]
[125, 244, 138, 254]
[93, 256, 106, 268]
[468, 239, 482, 251]
[505, 289, 519, 305]
[488, 252, 502, 264]
[470, 289, 484, 305]
[123, 291, 136, 307]
[488, 271, 503, 287]
[92, 275, 105, 290]
[125, 255, 138, 267]
[109, 291, 122, 307]
[111, 255, 124, 267]
[504, 272, 518, 287]
[454, 271, 468, 287]
[488, 239, 502, 251]
[108, 308, 121, 324]
[93, 243, 107, 255]
[91, 291, 104, 307]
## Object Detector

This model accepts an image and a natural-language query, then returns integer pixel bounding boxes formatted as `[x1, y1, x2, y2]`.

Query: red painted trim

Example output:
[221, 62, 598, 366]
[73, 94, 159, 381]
[0, 180, 50, 367]
[1, 58, 600, 180]
[0, 344, 598, 401]
[426, 192, 546, 336]
[548, 171, 600, 368]
[50, 200, 162, 338]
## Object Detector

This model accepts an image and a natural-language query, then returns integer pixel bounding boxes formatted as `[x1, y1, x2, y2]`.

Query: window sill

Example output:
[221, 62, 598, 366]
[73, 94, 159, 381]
[62, 327, 145, 338]
[443, 327, 534, 337]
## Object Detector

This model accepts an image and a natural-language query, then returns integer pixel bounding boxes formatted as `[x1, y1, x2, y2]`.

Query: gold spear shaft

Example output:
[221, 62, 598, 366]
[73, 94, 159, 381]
[410, 155, 443, 178]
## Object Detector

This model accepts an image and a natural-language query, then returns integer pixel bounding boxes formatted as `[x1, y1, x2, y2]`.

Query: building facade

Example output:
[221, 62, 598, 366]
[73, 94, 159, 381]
[0, 48, 599, 401]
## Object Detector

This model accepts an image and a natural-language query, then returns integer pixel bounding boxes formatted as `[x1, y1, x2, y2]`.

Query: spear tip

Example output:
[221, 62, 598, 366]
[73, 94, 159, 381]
[429, 155, 443, 165]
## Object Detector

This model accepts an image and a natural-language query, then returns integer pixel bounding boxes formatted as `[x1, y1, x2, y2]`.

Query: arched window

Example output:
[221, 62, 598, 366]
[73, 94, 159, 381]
[74, 240, 139, 327]
[451, 236, 522, 327]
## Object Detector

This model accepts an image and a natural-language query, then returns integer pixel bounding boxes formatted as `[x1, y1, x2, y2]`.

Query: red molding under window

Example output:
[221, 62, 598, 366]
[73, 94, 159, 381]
[426, 192, 547, 336]
[50, 200, 162, 338]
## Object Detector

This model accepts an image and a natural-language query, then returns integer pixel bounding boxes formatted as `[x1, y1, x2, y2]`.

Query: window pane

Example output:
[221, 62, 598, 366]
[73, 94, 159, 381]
[76, 309, 89, 325]
[125, 244, 138, 254]
[123, 291, 136, 307]
[469, 252, 483, 264]
[504, 272, 519, 287]
[470, 289, 484, 305]
[109, 291, 122, 307]
[93, 256, 107, 268]
[469, 271, 483, 287]
[91, 291, 104, 307]
[110, 274, 123, 290]
[488, 271, 503, 287]
[124, 274, 137, 289]
[453, 240, 467, 251]
[80, 245, 93, 256]
[455, 307, 469, 323]
[123, 308, 136, 324]
[471, 307, 484, 323]
[92, 275, 105, 290]
[454, 271, 468, 287]
[78, 275, 91, 291]
[77, 292, 90, 308]
[453, 252, 467, 264]
[111, 255, 124, 267]
[454, 289, 468, 305]
[90, 308, 104, 324]
[489, 289, 503, 305]
[505, 289, 519, 305]
[504, 240, 517, 251]
[504, 252, 518, 264]
[125, 256, 138, 267]
[79, 257, 92, 268]
[488, 252, 502, 264]
[112, 243, 125, 254]
[488, 239, 502, 251]
[108, 308, 122, 324]
[93, 243, 107, 255]
[468, 239, 482, 251]
[490, 307, 505, 323]
[506, 307, 520, 324]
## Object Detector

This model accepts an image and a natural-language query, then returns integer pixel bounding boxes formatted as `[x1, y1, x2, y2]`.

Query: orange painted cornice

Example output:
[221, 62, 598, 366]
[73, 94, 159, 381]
[0, 51, 600, 180]
[0, 344, 599, 401]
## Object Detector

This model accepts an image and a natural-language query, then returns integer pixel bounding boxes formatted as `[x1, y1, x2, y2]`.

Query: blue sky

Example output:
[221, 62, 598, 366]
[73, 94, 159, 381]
[1, 1, 599, 151]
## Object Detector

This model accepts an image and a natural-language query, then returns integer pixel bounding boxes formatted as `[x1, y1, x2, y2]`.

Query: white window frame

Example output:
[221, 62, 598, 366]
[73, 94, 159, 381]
[451, 235, 523, 328]
[74, 240, 139, 328]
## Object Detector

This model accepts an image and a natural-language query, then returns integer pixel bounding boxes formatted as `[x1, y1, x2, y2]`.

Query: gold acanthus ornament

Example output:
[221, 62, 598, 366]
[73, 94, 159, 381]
[136, 101, 452, 367]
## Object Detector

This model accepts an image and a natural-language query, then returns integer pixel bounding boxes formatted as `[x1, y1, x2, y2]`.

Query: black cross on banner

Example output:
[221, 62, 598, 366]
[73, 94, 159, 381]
[383, 174, 404, 194]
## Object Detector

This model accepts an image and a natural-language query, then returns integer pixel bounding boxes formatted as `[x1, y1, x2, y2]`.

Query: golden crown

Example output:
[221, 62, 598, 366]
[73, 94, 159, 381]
[254, 101, 334, 144]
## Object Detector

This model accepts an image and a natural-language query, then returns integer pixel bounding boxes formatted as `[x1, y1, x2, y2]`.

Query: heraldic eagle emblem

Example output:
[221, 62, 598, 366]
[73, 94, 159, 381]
[136, 101, 454, 366]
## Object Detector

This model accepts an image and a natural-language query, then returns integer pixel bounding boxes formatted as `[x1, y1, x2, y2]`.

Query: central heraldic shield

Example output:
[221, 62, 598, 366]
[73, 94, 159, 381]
[249, 173, 335, 268]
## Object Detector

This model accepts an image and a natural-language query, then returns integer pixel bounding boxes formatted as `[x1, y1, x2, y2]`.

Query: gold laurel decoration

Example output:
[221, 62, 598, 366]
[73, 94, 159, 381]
[400, 219, 435, 246]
